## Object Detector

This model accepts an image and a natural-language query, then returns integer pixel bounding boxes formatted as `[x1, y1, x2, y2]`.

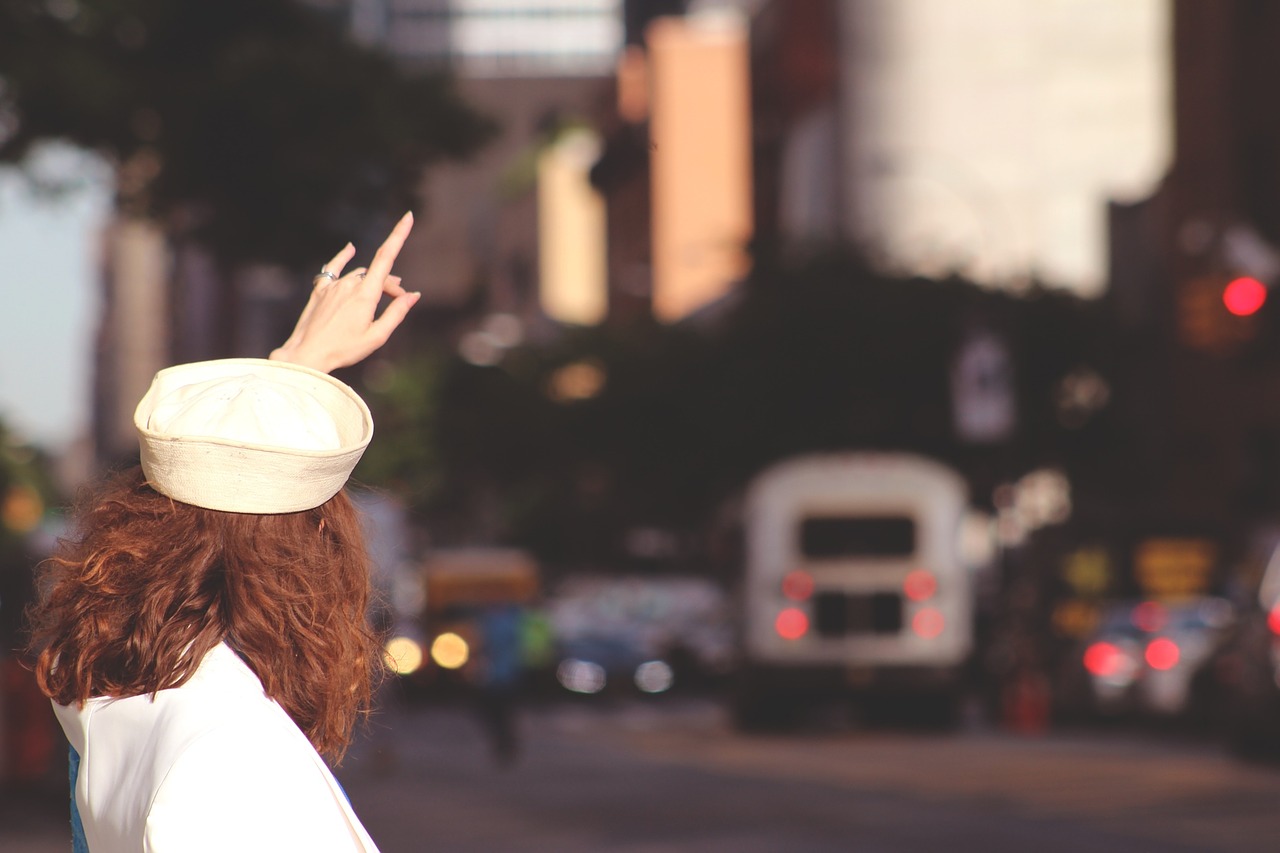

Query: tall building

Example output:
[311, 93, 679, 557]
[336, 0, 625, 77]
[593, 0, 1166, 326]
[755, 0, 1171, 298]
[1105, 0, 1280, 526]
[647, 12, 753, 321]
[590, 1, 762, 323]
[93, 219, 171, 465]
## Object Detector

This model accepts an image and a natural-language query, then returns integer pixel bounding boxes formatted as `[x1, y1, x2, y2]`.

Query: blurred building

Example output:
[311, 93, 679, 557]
[310, 0, 627, 329]
[747, 0, 1280, 555]
[593, 0, 1167, 323]
[93, 218, 170, 464]
[92, 0, 753, 460]
[538, 128, 609, 325]
[360, 0, 760, 331]
[317, 0, 624, 77]
[752, 0, 1170, 297]
[1104, 0, 1280, 534]
[590, 1, 758, 324]
[91, 1, 634, 461]
[741, 0, 1280, 581]
[647, 12, 753, 322]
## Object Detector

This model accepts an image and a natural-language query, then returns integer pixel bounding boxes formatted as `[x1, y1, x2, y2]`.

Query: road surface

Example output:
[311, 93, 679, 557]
[5, 696, 1279, 852]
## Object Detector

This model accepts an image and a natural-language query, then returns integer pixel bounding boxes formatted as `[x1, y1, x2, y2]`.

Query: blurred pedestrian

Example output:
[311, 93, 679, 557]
[25, 214, 420, 852]
[472, 601, 525, 766]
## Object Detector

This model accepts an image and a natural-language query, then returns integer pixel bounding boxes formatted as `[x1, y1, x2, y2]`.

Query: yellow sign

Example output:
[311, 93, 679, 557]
[1133, 538, 1216, 598]
[1061, 547, 1112, 595]
[422, 549, 539, 611]
[1052, 599, 1100, 639]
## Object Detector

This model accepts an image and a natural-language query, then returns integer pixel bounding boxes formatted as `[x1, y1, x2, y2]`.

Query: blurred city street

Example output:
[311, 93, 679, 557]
[10, 1, 1280, 851]
[17, 695, 1277, 853]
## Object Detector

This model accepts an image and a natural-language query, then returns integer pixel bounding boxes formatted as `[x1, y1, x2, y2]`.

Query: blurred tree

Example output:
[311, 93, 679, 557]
[0, 0, 493, 268]
[353, 351, 449, 508]
[421, 250, 1118, 573]
[0, 418, 61, 651]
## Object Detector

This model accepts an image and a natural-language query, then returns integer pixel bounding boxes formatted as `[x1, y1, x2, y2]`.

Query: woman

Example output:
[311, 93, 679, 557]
[26, 212, 420, 852]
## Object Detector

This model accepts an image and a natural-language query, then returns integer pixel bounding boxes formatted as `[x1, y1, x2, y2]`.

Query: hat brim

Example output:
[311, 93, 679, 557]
[134, 359, 373, 514]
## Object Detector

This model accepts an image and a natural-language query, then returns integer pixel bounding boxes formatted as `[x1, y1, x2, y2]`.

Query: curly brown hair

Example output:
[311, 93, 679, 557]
[27, 466, 383, 761]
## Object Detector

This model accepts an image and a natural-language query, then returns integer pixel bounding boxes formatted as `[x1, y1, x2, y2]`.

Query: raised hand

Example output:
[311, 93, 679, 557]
[270, 212, 421, 373]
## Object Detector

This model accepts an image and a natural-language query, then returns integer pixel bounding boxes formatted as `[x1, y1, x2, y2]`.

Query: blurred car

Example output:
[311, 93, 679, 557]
[383, 549, 541, 700]
[1190, 529, 1280, 754]
[554, 633, 675, 697]
[1192, 606, 1280, 754]
[1060, 597, 1233, 721]
[546, 574, 734, 691]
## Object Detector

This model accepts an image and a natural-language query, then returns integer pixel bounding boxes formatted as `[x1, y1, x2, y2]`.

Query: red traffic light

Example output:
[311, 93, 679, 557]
[1223, 276, 1267, 316]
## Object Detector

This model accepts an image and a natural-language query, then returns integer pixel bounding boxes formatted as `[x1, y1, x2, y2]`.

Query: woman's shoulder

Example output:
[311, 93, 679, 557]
[69, 642, 311, 776]
[144, 646, 369, 847]
[149, 644, 312, 751]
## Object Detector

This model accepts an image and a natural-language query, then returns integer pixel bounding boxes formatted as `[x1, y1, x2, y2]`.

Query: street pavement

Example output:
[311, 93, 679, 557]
[5, 695, 1280, 852]
[336, 695, 1280, 852]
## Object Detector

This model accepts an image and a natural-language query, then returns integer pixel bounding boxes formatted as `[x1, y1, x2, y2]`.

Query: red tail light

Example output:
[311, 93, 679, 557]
[781, 570, 815, 602]
[1084, 641, 1123, 677]
[903, 569, 937, 602]
[1145, 637, 1180, 670]
[775, 607, 809, 640]
[1268, 603, 1280, 635]
[1132, 601, 1166, 632]
[911, 608, 944, 639]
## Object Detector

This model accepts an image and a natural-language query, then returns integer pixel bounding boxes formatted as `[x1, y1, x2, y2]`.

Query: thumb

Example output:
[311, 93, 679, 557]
[367, 291, 422, 347]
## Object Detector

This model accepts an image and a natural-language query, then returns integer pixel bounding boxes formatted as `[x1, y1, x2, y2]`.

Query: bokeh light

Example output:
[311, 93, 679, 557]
[557, 659, 606, 694]
[1223, 276, 1267, 316]
[1084, 641, 1123, 678]
[1145, 637, 1181, 671]
[429, 632, 470, 670]
[911, 608, 945, 639]
[384, 636, 424, 675]
[781, 569, 814, 601]
[634, 660, 675, 693]
[775, 607, 809, 640]
[1132, 601, 1166, 633]
[902, 569, 937, 602]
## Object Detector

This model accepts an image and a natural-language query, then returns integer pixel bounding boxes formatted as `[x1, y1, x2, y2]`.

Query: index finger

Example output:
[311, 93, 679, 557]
[365, 211, 414, 285]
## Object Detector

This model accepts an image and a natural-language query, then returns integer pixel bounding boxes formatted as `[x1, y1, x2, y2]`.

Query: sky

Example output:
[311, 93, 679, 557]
[0, 145, 110, 453]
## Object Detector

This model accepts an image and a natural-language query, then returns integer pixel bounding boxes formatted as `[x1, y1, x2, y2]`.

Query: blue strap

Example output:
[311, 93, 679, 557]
[69, 744, 88, 853]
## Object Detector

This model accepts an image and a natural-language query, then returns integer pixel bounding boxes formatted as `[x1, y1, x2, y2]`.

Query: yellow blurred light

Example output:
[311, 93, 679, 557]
[547, 360, 607, 402]
[538, 128, 608, 326]
[1052, 599, 1101, 639]
[1, 486, 43, 533]
[384, 636, 424, 675]
[430, 632, 470, 670]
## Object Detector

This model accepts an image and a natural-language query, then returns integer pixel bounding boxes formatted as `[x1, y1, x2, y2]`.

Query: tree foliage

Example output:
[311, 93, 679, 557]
[0, 0, 493, 267]
[384, 251, 1117, 570]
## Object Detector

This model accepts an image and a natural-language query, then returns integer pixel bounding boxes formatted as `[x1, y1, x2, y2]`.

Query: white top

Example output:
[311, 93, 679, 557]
[52, 643, 379, 853]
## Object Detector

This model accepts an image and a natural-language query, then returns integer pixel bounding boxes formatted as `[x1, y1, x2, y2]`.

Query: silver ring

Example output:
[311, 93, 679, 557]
[315, 269, 338, 284]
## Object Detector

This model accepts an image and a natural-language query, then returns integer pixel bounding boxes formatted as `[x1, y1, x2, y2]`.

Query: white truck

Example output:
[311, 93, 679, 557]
[733, 453, 974, 728]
